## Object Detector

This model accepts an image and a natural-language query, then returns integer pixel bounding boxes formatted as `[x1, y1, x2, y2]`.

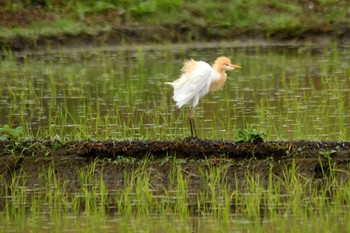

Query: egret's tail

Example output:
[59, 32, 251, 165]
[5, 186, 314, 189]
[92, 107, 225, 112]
[165, 82, 186, 108]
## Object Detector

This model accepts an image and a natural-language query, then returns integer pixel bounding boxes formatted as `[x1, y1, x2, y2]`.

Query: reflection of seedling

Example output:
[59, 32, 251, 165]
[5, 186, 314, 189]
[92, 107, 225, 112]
[0, 124, 24, 140]
[318, 149, 338, 180]
[235, 128, 266, 143]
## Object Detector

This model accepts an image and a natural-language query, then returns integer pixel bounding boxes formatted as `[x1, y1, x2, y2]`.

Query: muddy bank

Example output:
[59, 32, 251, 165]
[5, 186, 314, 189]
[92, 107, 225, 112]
[1, 139, 350, 159]
[1, 1, 350, 51]
[1, 139, 350, 193]
[2, 25, 350, 52]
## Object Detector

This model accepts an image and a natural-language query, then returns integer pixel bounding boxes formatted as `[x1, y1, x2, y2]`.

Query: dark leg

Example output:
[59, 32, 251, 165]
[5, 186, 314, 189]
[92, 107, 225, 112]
[189, 106, 197, 138]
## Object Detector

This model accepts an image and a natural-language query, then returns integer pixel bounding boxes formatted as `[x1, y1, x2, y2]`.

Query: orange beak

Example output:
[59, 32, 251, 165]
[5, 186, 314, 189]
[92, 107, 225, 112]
[231, 64, 242, 69]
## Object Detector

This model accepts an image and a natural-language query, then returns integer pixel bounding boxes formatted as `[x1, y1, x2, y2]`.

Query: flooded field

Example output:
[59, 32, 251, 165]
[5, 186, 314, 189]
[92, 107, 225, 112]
[1, 42, 350, 232]
[1, 42, 350, 140]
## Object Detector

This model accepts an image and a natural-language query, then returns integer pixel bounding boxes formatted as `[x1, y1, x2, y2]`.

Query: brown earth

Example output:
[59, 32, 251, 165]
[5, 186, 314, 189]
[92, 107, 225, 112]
[1, 139, 350, 193]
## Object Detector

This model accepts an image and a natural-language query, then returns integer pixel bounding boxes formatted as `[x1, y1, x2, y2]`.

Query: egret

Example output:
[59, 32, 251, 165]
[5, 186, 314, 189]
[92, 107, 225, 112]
[165, 56, 241, 138]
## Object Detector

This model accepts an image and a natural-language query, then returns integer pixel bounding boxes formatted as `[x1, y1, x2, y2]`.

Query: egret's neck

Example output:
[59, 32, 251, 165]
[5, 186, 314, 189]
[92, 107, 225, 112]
[210, 66, 227, 92]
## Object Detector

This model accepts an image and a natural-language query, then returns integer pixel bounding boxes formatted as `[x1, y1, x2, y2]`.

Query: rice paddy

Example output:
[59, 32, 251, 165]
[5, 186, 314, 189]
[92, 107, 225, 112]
[1, 42, 350, 140]
[1, 41, 350, 232]
[0, 157, 350, 233]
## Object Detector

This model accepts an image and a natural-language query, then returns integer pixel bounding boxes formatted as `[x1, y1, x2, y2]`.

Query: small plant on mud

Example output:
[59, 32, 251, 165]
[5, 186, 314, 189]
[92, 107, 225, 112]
[235, 128, 266, 143]
[0, 124, 24, 140]
[319, 149, 337, 159]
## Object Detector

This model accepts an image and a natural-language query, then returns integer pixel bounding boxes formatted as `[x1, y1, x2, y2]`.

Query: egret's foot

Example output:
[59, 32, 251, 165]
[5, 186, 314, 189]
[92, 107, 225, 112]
[189, 117, 197, 139]
[184, 136, 200, 143]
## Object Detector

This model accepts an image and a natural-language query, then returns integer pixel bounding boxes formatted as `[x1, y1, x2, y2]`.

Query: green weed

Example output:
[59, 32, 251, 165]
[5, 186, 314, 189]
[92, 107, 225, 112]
[235, 127, 266, 143]
[0, 124, 24, 140]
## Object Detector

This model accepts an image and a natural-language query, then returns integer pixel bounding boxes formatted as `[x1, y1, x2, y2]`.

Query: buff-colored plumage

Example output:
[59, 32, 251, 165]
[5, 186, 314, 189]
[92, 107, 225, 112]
[165, 56, 241, 137]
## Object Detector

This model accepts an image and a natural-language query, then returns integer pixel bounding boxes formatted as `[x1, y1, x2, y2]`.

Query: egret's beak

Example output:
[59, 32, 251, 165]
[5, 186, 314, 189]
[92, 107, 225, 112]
[231, 64, 242, 69]
[225, 64, 241, 70]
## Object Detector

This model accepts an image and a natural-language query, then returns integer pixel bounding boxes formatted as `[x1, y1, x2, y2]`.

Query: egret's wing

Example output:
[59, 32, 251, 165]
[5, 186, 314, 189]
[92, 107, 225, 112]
[167, 61, 213, 108]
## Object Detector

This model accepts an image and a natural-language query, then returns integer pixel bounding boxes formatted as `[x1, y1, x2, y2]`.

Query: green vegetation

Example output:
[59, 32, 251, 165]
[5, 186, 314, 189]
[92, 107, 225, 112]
[0, 0, 349, 45]
[235, 127, 266, 143]
[1, 158, 350, 232]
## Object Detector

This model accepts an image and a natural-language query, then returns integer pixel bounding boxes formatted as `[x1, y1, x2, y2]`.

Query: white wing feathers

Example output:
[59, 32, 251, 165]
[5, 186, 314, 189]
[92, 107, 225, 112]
[166, 61, 214, 108]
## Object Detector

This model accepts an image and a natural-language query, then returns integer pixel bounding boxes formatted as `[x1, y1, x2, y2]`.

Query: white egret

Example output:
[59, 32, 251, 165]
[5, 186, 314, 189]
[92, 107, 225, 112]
[165, 56, 241, 137]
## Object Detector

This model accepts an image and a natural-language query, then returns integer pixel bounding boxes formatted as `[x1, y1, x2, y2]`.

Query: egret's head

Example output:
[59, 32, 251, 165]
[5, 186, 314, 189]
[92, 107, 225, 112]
[214, 56, 241, 71]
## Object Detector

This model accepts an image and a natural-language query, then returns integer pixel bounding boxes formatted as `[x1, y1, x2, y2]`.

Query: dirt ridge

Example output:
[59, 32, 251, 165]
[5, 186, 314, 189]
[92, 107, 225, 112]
[1, 139, 350, 159]
[1, 139, 350, 193]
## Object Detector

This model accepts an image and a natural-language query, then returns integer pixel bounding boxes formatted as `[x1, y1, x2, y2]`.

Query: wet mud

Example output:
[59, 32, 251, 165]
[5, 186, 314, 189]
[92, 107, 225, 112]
[1, 139, 350, 193]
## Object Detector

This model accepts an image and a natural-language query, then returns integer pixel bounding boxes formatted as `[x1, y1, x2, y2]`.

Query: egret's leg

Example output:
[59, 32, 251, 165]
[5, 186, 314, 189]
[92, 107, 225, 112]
[189, 106, 197, 138]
